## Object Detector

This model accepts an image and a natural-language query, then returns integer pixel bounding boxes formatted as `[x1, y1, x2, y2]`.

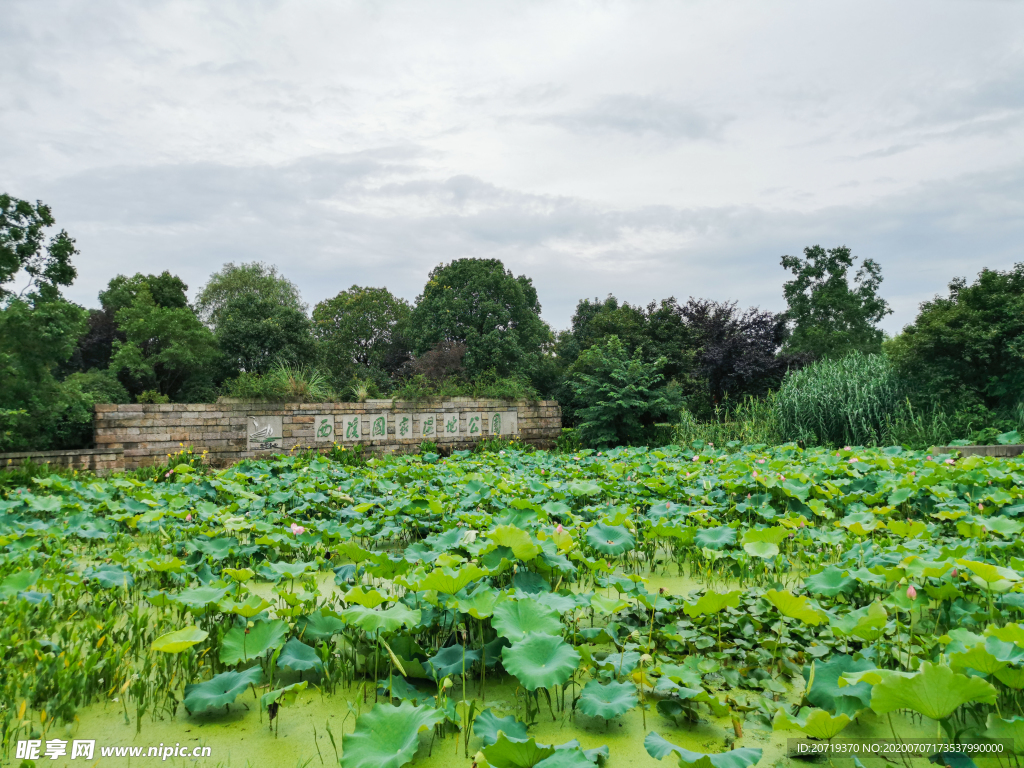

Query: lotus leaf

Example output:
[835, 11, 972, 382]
[585, 523, 635, 556]
[152, 625, 208, 654]
[869, 661, 997, 720]
[183, 666, 262, 714]
[764, 590, 826, 625]
[773, 707, 852, 740]
[474, 709, 528, 746]
[261, 679, 307, 710]
[342, 604, 421, 634]
[493, 598, 562, 642]
[219, 619, 288, 665]
[341, 701, 445, 768]
[483, 733, 556, 768]
[278, 637, 323, 673]
[645, 732, 762, 768]
[502, 633, 581, 691]
[577, 680, 637, 720]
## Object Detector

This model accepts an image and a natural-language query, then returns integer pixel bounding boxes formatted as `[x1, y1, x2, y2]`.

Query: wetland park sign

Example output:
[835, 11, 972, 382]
[88, 399, 557, 470]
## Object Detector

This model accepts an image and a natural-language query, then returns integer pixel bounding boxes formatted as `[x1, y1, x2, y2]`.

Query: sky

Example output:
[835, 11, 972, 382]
[3, 0, 1023, 334]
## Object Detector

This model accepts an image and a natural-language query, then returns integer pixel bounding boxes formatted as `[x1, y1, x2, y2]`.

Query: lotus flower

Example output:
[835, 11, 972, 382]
[907, 585, 917, 600]
[926, 455, 933, 461]
[692, 455, 699, 462]
[185, 514, 192, 522]
[757, 459, 766, 464]
[952, 568, 958, 577]
[290, 522, 305, 535]
[849, 457, 858, 463]
[945, 458, 955, 465]
[555, 524, 564, 534]
[752, 471, 758, 477]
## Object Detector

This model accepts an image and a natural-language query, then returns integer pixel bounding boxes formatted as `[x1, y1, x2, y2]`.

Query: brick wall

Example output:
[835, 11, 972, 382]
[0, 448, 122, 474]
[92, 398, 561, 470]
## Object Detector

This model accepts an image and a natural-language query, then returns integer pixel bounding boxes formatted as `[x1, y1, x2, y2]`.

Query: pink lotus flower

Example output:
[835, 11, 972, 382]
[290, 522, 305, 535]
[185, 514, 192, 522]
[907, 585, 917, 600]
[757, 459, 766, 464]
[926, 455, 933, 461]
[849, 457, 858, 463]
[752, 471, 758, 477]
[692, 456, 699, 462]
[978, 503, 984, 510]
[952, 569, 958, 577]
[844, 446, 851, 451]
[555, 524, 564, 534]
[779, 475, 785, 481]
[945, 458, 955, 465]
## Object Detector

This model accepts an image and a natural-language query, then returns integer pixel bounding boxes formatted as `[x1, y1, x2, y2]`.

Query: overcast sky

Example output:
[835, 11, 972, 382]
[3, 0, 1023, 333]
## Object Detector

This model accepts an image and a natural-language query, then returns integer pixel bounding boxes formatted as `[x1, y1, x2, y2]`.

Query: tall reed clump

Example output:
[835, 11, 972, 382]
[776, 351, 905, 447]
[225, 363, 335, 402]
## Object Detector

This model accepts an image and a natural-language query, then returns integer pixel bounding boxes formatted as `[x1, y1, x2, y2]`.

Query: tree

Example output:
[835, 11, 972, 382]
[780, 245, 891, 359]
[886, 263, 1024, 411]
[0, 193, 77, 299]
[680, 299, 796, 412]
[567, 336, 682, 449]
[312, 286, 411, 382]
[407, 258, 551, 378]
[195, 262, 306, 330]
[107, 274, 221, 400]
[0, 194, 88, 450]
[216, 295, 316, 376]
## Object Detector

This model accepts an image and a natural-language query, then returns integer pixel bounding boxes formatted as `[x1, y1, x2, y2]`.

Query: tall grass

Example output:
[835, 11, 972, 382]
[675, 394, 783, 447]
[224, 364, 335, 402]
[776, 352, 905, 447]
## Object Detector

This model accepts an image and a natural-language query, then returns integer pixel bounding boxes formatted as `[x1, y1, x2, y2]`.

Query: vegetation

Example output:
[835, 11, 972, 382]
[3, 445, 1024, 765]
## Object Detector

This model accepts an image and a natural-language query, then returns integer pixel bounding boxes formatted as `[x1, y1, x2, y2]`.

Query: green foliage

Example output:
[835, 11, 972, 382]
[224, 363, 334, 402]
[887, 263, 1024, 412]
[407, 258, 551, 378]
[567, 336, 682, 448]
[0, 193, 78, 297]
[389, 371, 539, 402]
[194, 261, 306, 330]
[675, 395, 782, 447]
[781, 245, 891, 359]
[312, 285, 411, 385]
[106, 274, 220, 401]
[215, 295, 315, 376]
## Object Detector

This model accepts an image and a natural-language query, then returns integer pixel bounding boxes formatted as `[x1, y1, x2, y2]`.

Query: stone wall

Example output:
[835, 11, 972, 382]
[936, 444, 1024, 458]
[93, 399, 561, 470]
[0, 448, 122, 474]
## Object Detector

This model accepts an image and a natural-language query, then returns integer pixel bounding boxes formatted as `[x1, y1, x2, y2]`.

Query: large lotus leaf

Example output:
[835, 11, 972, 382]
[645, 732, 762, 768]
[567, 480, 603, 497]
[985, 623, 1024, 646]
[956, 559, 1021, 584]
[535, 750, 594, 768]
[829, 601, 888, 641]
[984, 714, 1024, 754]
[773, 707, 852, 740]
[591, 594, 629, 615]
[296, 609, 346, 642]
[342, 604, 421, 635]
[183, 666, 262, 714]
[344, 587, 388, 609]
[341, 701, 445, 768]
[870, 661, 997, 720]
[577, 680, 637, 720]
[424, 644, 481, 681]
[743, 541, 779, 559]
[805, 566, 857, 597]
[173, 585, 231, 610]
[84, 564, 133, 589]
[803, 655, 873, 716]
[482, 733, 556, 768]
[694, 526, 737, 550]
[219, 619, 288, 665]
[532, 591, 579, 614]
[219, 594, 275, 618]
[764, 590, 826, 626]
[418, 564, 488, 595]
[474, 708, 528, 746]
[493, 599, 562, 642]
[513, 570, 552, 595]
[152, 626, 208, 654]
[0, 570, 40, 598]
[379, 676, 431, 705]
[684, 590, 741, 618]
[278, 637, 324, 673]
[267, 559, 316, 579]
[585, 523, 635, 556]
[502, 634, 581, 691]
[456, 589, 501, 619]
[741, 526, 789, 545]
[487, 526, 541, 561]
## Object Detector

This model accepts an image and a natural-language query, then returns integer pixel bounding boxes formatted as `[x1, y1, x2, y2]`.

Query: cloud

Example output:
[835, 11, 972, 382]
[541, 95, 729, 141]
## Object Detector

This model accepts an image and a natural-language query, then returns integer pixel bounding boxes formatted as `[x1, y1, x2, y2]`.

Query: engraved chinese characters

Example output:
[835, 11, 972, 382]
[314, 415, 335, 442]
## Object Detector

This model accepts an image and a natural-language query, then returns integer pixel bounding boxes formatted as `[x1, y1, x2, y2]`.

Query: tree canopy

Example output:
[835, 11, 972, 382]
[312, 285, 411, 382]
[216, 295, 315, 376]
[195, 261, 306, 330]
[781, 245, 891, 359]
[407, 258, 551, 378]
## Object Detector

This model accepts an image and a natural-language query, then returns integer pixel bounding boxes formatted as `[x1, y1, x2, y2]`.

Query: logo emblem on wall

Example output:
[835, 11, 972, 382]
[249, 417, 281, 445]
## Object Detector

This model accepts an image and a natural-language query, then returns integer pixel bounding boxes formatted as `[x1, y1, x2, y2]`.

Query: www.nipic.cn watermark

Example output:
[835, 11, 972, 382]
[16, 739, 212, 760]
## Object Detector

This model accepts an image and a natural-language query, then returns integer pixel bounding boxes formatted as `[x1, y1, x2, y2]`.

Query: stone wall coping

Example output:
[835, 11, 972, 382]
[0, 448, 120, 459]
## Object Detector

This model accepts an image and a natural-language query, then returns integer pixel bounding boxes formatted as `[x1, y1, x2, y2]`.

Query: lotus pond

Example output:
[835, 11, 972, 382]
[3, 443, 1024, 768]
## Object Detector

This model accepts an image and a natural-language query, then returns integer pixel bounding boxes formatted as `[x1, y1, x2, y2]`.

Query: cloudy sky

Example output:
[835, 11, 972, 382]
[3, 0, 1023, 333]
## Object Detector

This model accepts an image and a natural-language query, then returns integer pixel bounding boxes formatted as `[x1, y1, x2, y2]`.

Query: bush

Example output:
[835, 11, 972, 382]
[675, 395, 782, 447]
[224, 364, 335, 403]
[567, 336, 683, 449]
[776, 352, 903, 447]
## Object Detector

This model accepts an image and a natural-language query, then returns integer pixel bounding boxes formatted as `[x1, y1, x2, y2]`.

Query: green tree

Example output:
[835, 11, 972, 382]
[0, 194, 88, 449]
[0, 193, 77, 299]
[407, 258, 551, 378]
[106, 273, 221, 401]
[780, 245, 891, 359]
[887, 263, 1024, 411]
[567, 336, 683, 449]
[195, 261, 306, 330]
[216, 295, 315, 375]
[312, 285, 411, 383]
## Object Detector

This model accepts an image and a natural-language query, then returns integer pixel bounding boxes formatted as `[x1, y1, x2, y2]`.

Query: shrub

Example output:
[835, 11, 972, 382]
[567, 336, 683, 449]
[675, 394, 782, 447]
[223, 364, 334, 403]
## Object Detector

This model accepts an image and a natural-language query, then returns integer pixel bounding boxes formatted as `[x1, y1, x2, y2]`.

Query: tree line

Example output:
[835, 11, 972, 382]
[2, 192, 1021, 451]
